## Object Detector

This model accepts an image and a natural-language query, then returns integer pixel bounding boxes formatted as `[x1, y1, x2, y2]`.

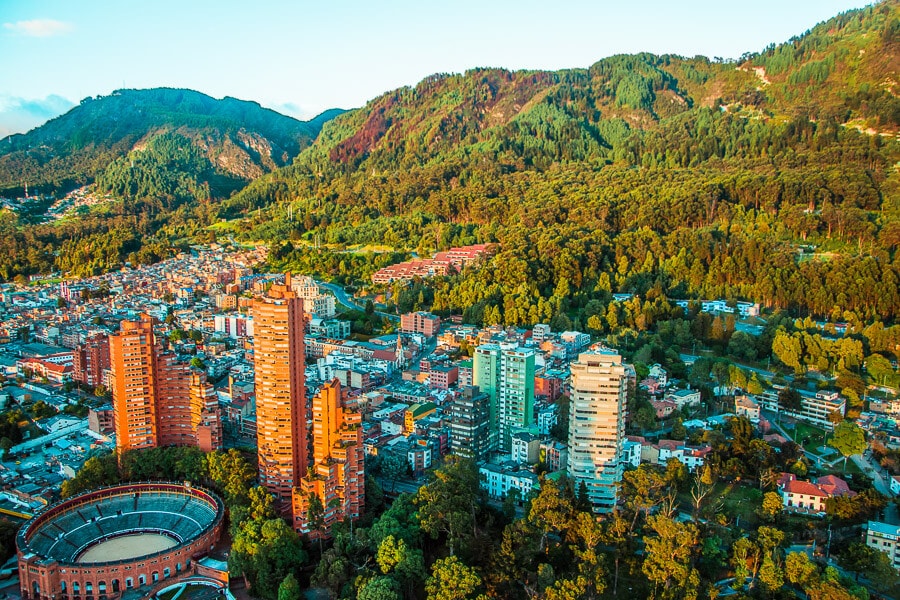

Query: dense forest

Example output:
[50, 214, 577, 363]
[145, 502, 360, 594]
[2, 4, 900, 326]
[230, 1, 900, 329]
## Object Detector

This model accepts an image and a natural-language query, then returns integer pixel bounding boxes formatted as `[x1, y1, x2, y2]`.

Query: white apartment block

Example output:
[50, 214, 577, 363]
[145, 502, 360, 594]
[758, 389, 846, 430]
[479, 463, 539, 500]
[867, 521, 900, 571]
[567, 351, 626, 513]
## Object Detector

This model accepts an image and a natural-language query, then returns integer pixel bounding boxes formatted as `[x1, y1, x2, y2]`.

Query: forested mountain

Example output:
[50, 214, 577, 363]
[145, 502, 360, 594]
[0, 89, 343, 279]
[0, 87, 337, 197]
[226, 0, 900, 323]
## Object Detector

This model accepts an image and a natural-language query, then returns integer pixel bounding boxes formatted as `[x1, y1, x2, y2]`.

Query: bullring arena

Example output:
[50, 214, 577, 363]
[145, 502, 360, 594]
[16, 482, 225, 600]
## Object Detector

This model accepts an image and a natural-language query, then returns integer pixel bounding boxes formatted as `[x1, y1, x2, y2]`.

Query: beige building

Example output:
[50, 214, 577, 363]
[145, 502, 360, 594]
[866, 521, 900, 571]
[567, 351, 627, 513]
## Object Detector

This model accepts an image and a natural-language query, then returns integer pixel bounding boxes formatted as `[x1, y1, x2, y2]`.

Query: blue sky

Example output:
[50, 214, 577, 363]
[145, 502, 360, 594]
[0, 0, 876, 136]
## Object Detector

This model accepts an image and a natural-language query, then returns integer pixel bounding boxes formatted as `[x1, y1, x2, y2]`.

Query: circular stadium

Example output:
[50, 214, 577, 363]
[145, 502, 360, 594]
[17, 482, 225, 600]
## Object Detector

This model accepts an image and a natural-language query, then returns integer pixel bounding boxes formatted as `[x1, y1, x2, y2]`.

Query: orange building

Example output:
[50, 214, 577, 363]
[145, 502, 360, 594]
[253, 275, 308, 507]
[191, 371, 223, 452]
[110, 315, 223, 455]
[110, 315, 159, 453]
[155, 351, 194, 447]
[292, 379, 364, 539]
[73, 332, 110, 388]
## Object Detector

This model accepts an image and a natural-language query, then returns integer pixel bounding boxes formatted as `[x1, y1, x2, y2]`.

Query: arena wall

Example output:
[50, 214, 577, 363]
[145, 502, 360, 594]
[16, 482, 224, 600]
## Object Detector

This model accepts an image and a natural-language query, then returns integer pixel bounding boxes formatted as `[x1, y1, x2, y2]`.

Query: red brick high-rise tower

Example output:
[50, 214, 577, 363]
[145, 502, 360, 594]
[253, 274, 307, 507]
[110, 314, 223, 455]
[110, 315, 158, 453]
[292, 379, 364, 539]
[73, 332, 110, 389]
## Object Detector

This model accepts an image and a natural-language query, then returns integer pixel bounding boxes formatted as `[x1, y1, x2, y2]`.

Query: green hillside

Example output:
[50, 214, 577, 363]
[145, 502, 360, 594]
[223, 1, 900, 324]
[0, 87, 334, 197]
[0, 88, 344, 279]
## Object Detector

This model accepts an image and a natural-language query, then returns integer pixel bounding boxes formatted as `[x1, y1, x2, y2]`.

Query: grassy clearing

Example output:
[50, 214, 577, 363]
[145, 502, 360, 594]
[786, 422, 829, 455]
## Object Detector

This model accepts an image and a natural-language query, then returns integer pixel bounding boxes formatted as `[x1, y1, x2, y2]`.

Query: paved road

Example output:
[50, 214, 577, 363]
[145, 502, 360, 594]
[317, 280, 400, 322]
[851, 453, 892, 496]
[679, 353, 792, 384]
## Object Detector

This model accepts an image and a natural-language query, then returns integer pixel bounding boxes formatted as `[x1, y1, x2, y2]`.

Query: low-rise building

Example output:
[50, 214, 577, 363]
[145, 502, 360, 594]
[404, 402, 437, 435]
[479, 462, 539, 501]
[778, 473, 854, 516]
[866, 520, 900, 571]
[666, 388, 701, 409]
[735, 395, 760, 424]
[510, 431, 541, 465]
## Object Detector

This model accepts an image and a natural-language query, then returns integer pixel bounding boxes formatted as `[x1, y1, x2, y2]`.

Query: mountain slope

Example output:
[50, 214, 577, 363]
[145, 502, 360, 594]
[223, 0, 900, 323]
[0, 88, 341, 196]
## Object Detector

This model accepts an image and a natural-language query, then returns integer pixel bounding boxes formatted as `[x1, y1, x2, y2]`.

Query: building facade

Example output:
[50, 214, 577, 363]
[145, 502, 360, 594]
[253, 275, 307, 507]
[866, 521, 900, 571]
[498, 347, 536, 452]
[73, 333, 110, 389]
[292, 379, 364, 539]
[110, 316, 159, 453]
[449, 386, 491, 462]
[473, 344, 535, 452]
[109, 315, 223, 455]
[567, 351, 627, 513]
[400, 311, 441, 337]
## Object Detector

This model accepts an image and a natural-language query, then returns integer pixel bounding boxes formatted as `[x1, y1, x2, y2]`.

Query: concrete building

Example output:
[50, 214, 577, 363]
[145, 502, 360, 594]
[758, 389, 847, 430]
[400, 311, 441, 338]
[735, 395, 760, 424]
[290, 275, 336, 318]
[449, 386, 491, 462]
[479, 462, 539, 501]
[666, 388, 702, 409]
[404, 402, 437, 435]
[253, 274, 307, 508]
[474, 345, 536, 452]
[866, 521, 900, 571]
[292, 379, 365, 539]
[511, 431, 541, 465]
[567, 351, 627, 514]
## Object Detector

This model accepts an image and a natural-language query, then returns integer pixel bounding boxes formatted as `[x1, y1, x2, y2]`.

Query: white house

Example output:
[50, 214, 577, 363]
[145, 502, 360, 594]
[479, 462, 539, 500]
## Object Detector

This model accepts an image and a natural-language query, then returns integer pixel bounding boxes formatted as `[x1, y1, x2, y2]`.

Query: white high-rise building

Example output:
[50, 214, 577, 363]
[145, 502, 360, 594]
[567, 351, 627, 513]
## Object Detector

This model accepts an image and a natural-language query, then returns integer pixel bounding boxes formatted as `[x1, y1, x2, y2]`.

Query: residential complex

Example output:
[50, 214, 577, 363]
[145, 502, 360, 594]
[473, 343, 536, 452]
[254, 275, 365, 538]
[109, 314, 222, 454]
[72, 332, 110, 388]
[449, 386, 491, 462]
[401, 311, 441, 337]
[292, 379, 365, 539]
[567, 351, 627, 513]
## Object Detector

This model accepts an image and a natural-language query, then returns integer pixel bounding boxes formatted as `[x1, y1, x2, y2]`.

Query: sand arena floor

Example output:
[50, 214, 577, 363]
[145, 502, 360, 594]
[77, 533, 177, 563]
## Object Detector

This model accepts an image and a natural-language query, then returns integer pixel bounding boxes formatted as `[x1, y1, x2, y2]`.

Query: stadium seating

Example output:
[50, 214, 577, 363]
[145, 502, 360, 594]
[23, 487, 221, 565]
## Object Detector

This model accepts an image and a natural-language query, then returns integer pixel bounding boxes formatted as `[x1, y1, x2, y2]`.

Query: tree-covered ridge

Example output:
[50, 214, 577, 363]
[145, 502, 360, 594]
[223, 0, 900, 322]
[0, 87, 340, 196]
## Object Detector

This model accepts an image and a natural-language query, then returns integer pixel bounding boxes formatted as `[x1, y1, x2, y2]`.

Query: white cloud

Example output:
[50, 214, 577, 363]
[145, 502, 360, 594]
[0, 94, 75, 137]
[3, 19, 73, 38]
